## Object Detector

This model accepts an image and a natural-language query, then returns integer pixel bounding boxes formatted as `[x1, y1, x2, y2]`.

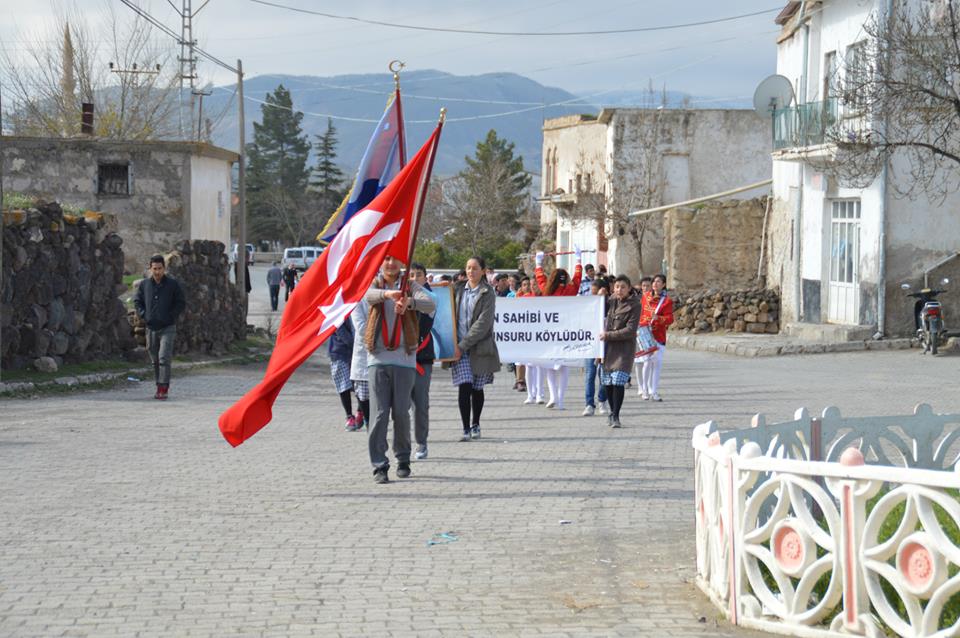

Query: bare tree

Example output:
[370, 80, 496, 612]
[820, 0, 960, 200]
[1, 4, 179, 140]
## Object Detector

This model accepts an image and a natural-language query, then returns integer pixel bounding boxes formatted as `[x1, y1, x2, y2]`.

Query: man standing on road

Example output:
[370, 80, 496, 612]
[282, 264, 298, 301]
[134, 255, 186, 401]
[266, 262, 282, 311]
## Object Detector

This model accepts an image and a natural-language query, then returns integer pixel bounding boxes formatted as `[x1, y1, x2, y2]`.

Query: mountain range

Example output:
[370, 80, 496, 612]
[202, 70, 751, 178]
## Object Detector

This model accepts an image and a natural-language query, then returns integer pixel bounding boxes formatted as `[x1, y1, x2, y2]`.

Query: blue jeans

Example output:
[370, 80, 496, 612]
[584, 359, 607, 407]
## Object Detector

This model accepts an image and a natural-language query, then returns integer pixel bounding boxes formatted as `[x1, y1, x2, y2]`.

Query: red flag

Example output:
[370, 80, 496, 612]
[218, 123, 443, 447]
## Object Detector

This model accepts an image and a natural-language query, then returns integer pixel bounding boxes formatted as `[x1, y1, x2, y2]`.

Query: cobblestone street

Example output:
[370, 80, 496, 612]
[2, 348, 959, 637]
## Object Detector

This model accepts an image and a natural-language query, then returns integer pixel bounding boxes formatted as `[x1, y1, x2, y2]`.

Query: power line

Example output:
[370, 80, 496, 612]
[248, 1, 782, 37]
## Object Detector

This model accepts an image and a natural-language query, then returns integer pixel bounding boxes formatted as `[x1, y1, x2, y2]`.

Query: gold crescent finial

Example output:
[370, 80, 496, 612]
[389, 60, 405, 89]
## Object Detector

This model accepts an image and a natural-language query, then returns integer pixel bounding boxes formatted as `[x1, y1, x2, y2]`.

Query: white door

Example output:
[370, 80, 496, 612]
[827, 200, 861, 324]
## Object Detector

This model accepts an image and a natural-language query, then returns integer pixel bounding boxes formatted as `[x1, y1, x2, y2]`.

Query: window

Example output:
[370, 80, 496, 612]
[843, 41, 869, 112]
[830, 200, 861, 284]
[823, 51, 838, 100]
[97, 163, 130, 196]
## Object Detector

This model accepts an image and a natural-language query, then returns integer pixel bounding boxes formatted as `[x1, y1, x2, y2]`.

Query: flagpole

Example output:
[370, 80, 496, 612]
[402, 110, 445, 291]
[390, 60, 407, 168]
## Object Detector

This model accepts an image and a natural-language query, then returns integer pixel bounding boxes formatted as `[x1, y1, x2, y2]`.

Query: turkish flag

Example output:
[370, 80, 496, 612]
[218, 123, 442, 447]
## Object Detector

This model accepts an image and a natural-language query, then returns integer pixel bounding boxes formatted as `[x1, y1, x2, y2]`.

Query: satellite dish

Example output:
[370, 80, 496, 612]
[753, 74, 795, 116]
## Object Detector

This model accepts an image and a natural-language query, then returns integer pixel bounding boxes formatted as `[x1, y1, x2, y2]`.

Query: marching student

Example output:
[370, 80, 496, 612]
[450, 256, 501, 441]
[349, 307, 371, 432]
[361, 255, 436, 484]
[583, 277, 610, 416]
[328, 320, 358, 431]
[600, 275, 642, 428]
[640, 273, 675, 402]
[634, 276, 654, 397]
[534, 247, 583, 410]
[409, 263, 435, 461]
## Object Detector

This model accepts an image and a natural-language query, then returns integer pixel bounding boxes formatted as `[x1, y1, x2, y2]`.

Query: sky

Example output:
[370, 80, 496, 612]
[0, 0, 782, 103]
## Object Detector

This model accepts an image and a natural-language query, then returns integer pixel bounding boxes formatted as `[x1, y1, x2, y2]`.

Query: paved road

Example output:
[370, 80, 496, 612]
[1, 348, 959, 637]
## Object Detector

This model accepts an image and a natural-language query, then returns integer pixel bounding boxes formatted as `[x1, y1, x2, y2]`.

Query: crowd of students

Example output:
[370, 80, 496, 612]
[323, 252, 674, 484]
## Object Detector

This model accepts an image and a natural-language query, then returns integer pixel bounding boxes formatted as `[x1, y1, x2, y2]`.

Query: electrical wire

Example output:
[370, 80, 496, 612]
[248, 0, 782, 37]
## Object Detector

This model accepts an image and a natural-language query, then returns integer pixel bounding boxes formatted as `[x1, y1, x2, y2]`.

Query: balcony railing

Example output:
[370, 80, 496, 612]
[772, 98, 871, 152]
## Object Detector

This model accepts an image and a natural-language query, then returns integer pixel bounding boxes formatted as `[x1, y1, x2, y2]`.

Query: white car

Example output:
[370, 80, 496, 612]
[282, 246, 321, 271]
[230, 243, 255, 265]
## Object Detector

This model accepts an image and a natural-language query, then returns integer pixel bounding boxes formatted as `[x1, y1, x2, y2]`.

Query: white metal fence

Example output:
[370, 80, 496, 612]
[692, 404, 960, 637]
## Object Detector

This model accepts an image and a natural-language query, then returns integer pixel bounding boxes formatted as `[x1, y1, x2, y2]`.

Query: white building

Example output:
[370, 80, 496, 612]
[768, 0, 960, 338]
[540, 109, 771, 278]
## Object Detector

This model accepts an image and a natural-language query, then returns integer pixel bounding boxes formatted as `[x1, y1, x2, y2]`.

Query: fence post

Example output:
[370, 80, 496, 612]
[837, 448, 867, 632]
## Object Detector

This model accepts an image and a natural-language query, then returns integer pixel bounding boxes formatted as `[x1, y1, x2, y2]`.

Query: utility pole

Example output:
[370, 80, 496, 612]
[171, 0, 212, 138]
[236, 59, 247, 310]
[179, 0, 197, 136]
[109, 62, 162, 136]
[192, 88, 213, 141]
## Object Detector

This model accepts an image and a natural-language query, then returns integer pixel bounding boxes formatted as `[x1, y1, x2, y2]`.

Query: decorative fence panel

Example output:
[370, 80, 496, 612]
[693, 405, 960, 638]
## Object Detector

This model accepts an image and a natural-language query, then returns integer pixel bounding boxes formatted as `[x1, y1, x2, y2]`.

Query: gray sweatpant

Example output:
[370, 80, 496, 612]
[369, 365, 416, 469]
[146, 325, 177, 386]
[411, 365, 432, 446]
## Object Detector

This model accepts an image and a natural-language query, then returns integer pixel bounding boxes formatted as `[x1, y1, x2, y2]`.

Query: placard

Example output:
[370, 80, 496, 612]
[494, 296, 604, 361]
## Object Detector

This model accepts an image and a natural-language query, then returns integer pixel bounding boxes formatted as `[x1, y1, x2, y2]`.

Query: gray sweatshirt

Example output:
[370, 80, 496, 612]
[363, 278, 436, 369]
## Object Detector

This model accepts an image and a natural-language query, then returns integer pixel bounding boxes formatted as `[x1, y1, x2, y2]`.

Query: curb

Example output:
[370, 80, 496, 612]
[0, 350, 271, 397]
[669, 334, 918, 358]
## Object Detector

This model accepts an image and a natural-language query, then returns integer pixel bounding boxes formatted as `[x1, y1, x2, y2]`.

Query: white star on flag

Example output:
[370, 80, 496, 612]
[318, 288, 356, 336]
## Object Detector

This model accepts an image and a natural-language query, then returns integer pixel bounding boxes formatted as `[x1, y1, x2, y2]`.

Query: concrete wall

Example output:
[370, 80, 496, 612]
[188, 155, 232, 248]
[604, 109, 772, 279]
[1, 137, 237, 274]
[542, 109, 772, 280]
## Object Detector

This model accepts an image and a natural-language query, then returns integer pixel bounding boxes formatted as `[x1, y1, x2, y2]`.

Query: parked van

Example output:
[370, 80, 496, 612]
[282, 246, 321, 271]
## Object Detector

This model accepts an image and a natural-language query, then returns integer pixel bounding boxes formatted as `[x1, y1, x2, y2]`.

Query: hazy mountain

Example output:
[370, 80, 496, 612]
[202, 70, 752, 178]
[204, 69, 590, 178]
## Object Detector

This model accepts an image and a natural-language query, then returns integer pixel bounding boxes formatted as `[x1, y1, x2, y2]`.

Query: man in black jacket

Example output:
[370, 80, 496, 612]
[134, 255, 186, 400]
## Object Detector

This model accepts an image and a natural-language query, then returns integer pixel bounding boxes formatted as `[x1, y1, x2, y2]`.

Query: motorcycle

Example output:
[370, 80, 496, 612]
[901, 278, 951, 355]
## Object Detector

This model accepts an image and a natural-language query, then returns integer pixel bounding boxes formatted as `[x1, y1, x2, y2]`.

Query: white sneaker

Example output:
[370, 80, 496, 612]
[652, 393, 662, 402]
[415, 444, 428, 460]
[545, 401, 556, 409]
[536, 397, 546, 405]
[582, 405, 595, 416]
[597, 401, 609, 415]
[637, 388, 645, 396]
[523, 397, 535, 405]
[642, 393, 650, 401]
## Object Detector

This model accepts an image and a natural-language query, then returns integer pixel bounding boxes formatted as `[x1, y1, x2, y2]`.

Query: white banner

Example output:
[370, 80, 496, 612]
[494, 296, 604, 361]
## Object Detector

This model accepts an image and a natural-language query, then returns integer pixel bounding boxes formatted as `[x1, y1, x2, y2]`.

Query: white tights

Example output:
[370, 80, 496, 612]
[526, 366, 544, 402]
[641, 347, 665, 396]
[545, 366, 570, 409]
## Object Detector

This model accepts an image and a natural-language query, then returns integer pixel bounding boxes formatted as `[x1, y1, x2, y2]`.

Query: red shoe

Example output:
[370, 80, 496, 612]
[154, 385, 163, 400]
[355, 410, 366, 430]
[157, 384, 169, 401]
[344, 415, 357, 431]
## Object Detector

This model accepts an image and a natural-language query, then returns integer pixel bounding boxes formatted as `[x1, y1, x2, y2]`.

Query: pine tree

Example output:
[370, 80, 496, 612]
[444, 129, 532, 256]
[309, 118, 346, 217]
[246, 85, 312, 245]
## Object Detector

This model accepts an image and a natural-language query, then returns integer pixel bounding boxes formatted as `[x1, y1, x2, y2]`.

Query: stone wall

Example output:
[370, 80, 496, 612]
[664, 198, 768, 293]
[671, 288, 781, 335]
[128, 240, 246, 355]
[2, 202, 136, 371]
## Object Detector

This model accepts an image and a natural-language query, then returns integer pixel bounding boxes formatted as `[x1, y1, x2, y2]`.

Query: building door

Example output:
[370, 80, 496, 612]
[827, 200, 861, 324]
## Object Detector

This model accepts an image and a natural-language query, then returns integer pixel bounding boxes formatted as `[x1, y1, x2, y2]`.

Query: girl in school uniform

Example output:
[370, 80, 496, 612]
[533, 248, 583, 410]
